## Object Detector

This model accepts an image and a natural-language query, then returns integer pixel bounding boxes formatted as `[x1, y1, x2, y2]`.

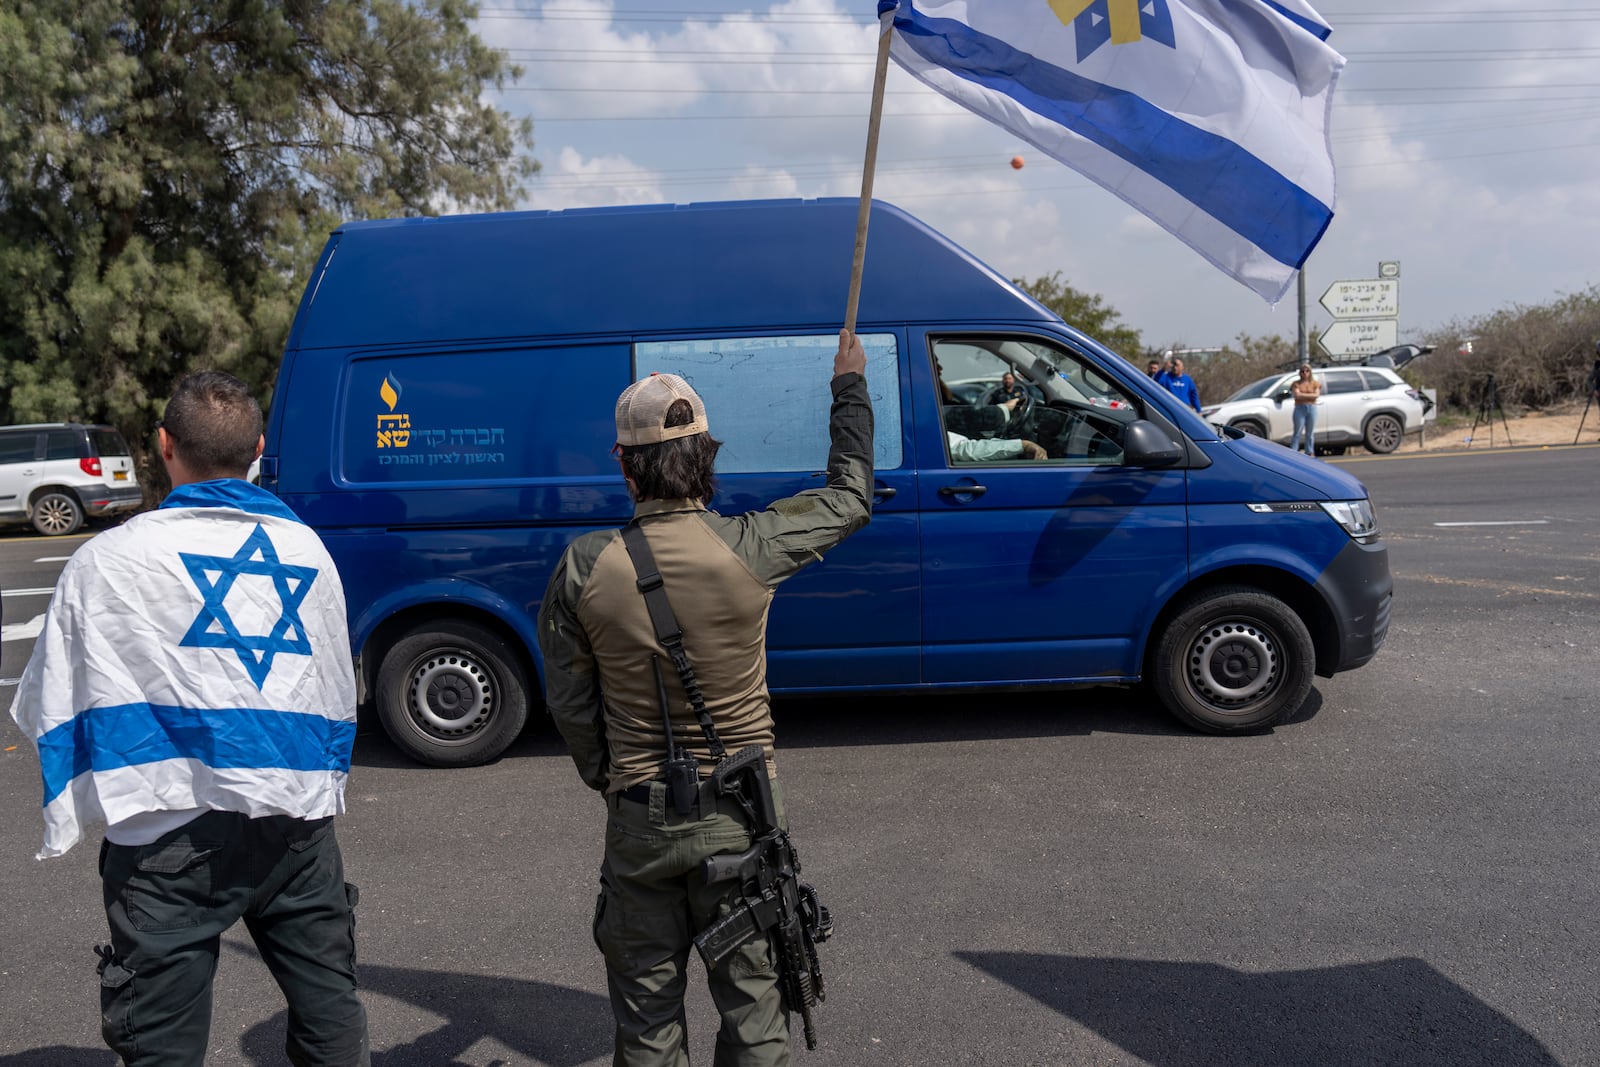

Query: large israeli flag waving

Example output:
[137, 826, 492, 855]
[10, 481, 357, 858]
[880, 0, 1346, 303]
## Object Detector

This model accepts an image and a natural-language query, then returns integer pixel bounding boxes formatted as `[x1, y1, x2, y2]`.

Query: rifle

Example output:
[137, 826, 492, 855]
[694, 745, 833, 1051]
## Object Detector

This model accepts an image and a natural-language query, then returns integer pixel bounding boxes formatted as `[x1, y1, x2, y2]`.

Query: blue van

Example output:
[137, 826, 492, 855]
[263, 199, 1391, 766]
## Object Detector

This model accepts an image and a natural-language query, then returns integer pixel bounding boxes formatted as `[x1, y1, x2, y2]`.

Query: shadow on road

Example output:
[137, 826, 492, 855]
[0, 1050, 114, 1066]
[773, 686, 1323, 749]
[239, 961, 612, 1067]
[353, 684, 1326, 767]
[955, 951, 1556, 1066]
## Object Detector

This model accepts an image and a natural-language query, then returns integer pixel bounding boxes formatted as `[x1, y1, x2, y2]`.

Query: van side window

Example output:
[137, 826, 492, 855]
[44, 430, 82, 461]
[0, 432, 38, 465]
[635, 333, 901, 474]
[932, 337, 1137, 465]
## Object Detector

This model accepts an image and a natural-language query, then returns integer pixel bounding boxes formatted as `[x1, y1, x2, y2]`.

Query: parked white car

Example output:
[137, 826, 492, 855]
[1201, 365, 1430, 455]
[0, 423, 142, 535]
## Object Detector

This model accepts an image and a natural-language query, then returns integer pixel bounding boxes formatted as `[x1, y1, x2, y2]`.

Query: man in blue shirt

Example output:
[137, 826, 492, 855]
[1160, 357, 1201, 411]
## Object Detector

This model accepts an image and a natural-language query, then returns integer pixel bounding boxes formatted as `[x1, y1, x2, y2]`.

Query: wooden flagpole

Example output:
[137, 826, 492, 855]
[845, 14, 895, 334]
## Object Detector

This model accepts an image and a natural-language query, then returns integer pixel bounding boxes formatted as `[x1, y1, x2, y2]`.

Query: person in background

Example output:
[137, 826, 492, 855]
[1146, 359, 1164, 380]
[10, 371, 368, 1067]
[1288, 363, 1322, 456]
[1160, 357, 1201, 411]
[994, 371, 1027, 406]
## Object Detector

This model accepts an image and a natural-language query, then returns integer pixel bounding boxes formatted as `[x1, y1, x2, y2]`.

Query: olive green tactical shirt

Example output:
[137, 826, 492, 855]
[538, 372, 873, 794]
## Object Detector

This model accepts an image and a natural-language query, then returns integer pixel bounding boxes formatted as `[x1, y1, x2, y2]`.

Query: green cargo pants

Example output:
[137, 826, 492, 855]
[595, 779, 790, 1067]
[97, 810, 369, 1067]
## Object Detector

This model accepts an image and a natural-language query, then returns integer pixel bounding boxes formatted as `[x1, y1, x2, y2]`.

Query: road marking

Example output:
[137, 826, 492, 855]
[1334, 441, 1600, 463]
[1, 588, 56, 598]
[33, 556, 74, 563]
[1406, 573, 1598, 601]
[0, 678, 18, 688]
[1432, 520, 1550, 527]
[1, 613, 46, 642]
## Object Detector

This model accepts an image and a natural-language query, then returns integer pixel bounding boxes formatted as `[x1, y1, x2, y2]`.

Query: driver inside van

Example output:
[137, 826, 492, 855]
[947, 431, 1047, 463]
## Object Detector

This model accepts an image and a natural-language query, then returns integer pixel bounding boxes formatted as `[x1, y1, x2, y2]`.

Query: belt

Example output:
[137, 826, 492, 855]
[619, 781, 659, 805]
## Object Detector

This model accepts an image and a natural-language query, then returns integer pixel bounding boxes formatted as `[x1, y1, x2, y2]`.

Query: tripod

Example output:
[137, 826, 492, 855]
[1575, 359, 1599, 445]
[1466, 374, 1513, 448]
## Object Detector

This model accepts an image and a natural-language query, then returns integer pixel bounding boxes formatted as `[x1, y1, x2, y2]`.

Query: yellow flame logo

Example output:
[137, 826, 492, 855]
[379, 375, 399, 412]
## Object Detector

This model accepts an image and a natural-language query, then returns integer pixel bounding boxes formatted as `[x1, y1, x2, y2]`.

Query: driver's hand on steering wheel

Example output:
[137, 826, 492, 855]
[1019, 440, 1047, 460]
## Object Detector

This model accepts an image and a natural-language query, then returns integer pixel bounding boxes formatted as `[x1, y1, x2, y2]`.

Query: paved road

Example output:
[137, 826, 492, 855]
[1, 445, 1596, 1066]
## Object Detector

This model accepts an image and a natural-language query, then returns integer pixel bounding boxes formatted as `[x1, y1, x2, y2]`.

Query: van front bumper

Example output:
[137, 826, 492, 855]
[1316, 536, 1393, 674]
[82, 485, 144, 516]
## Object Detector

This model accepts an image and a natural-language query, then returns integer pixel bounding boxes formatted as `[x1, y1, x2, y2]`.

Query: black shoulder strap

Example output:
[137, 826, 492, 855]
[620, 522, 727, 760]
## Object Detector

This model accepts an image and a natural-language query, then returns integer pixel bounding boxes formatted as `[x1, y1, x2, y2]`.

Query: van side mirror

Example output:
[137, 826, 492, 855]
[1123, 420, 1185, 467]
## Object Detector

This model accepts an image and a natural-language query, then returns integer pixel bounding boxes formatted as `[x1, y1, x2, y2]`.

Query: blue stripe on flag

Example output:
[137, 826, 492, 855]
[893, 8, 1332, 269]
[1260, 1, 1333, 41]
[36, 704, 355, 807]
[162, 480, 306, 523]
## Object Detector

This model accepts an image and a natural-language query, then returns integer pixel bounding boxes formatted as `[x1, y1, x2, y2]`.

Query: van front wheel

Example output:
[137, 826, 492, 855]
[376, 620, 530, 766]
[1152, 587, 1314, 733]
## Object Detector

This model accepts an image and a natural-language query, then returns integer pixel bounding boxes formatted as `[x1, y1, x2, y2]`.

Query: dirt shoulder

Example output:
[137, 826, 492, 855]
[1390, 400, 1600, 454]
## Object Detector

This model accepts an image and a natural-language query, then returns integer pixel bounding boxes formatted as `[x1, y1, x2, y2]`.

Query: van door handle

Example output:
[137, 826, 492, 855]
[938, 484, 987, 498]
[873, 486, 897, 500]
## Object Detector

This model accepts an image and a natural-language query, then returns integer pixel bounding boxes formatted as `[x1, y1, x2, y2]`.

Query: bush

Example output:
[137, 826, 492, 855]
[1418, 286, 1600, 414]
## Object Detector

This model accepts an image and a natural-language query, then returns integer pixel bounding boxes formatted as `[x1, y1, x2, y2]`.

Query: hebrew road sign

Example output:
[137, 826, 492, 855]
[1320, 279, 1399, 319]
[1318, 318, 1399, 357]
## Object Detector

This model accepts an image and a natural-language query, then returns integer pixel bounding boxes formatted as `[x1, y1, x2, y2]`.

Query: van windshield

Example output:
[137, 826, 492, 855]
[1224, 376, 1287, 403]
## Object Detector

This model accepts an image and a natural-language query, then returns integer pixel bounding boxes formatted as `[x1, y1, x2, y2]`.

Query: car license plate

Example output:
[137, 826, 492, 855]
[114, 471, 127, 481]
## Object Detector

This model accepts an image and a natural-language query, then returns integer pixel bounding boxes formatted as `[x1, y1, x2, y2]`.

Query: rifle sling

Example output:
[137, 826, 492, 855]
[621, 521, 728, 760]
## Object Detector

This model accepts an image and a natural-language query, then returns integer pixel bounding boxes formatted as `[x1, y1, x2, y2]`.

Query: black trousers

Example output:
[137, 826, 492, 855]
[97, 810, 368, 1066]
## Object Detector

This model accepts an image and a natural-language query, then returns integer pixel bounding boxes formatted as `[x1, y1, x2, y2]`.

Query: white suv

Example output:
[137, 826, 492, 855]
[0, 423, 142, 535]
[1201, 366, 1429, 455]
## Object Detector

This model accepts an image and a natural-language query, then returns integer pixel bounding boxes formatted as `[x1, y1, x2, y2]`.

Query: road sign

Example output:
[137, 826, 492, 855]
[1320, 279, 1399, 319]
[1318, 318, 1398, 357]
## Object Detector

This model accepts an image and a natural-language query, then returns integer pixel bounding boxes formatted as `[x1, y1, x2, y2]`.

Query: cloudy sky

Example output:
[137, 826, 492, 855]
[472, 1, 1600, 353]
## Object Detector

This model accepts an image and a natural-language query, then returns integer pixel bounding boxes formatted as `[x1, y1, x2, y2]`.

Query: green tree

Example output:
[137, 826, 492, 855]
[1013, 272, 1143, 356]
[0, 0, 536, 486]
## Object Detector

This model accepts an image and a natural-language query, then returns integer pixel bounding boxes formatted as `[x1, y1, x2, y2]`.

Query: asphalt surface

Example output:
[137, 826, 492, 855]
[1, 443, 1596, 1066]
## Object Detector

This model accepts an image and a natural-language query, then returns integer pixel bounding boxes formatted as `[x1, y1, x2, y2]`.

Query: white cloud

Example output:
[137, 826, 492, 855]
[523, 146, 665, 209]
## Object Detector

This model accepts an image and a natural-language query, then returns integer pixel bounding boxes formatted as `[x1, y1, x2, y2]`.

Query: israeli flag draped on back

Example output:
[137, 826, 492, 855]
[879, 0, 1346, 303]
[11, 481, 357, 859]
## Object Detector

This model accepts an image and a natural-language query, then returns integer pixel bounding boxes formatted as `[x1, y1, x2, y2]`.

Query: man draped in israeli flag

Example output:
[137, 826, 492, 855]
[880, 0, 1346, 304]
[11, 371, 367, 1065]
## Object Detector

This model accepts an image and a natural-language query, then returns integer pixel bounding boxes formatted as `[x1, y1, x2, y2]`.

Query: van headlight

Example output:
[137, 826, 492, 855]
[1320, 499, 1379, 541]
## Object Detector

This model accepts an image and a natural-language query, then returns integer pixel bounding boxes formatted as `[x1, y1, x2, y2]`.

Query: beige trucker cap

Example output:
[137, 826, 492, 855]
[614, 372, 710, 446]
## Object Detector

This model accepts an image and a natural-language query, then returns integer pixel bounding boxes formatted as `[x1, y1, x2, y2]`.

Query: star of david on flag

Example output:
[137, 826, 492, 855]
[1054, 0, 1176, 62]
[876, 0, 1347, 304]
[180, 524, 320, 688]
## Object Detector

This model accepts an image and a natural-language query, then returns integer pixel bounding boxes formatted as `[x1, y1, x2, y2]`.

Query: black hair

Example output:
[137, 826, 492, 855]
[618, 398, 722, 503]
[162, 370, 262, 479]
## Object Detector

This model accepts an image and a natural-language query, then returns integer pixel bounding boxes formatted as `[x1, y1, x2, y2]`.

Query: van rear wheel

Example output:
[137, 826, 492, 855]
[32, 491, 84, 536]
[375, 620, 530, 766]
[1151, 587, 1314, 733]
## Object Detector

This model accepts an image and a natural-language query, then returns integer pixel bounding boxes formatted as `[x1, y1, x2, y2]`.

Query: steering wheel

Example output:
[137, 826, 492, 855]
[981, 385, 1036, 434]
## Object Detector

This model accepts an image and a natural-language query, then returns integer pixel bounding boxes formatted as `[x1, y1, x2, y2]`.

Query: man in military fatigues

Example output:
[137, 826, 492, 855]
[538, 329, 872, 1066]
